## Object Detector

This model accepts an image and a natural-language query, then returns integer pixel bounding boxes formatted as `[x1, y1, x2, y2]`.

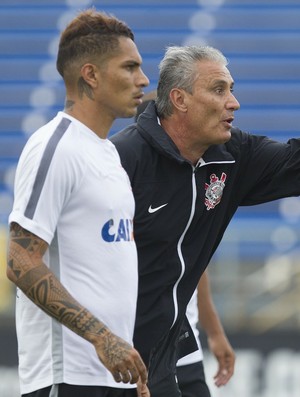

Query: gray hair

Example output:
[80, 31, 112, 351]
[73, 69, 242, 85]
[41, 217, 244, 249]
[156, 45, 228, 118]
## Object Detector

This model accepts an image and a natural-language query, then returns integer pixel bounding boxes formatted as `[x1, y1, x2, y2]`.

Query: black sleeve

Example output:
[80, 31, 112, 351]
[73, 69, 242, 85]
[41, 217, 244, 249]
[235, 132, 300, 205]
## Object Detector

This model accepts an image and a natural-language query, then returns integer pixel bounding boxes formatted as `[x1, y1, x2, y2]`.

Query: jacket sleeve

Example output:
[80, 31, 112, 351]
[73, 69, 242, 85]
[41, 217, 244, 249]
[236, 132, 300, 205]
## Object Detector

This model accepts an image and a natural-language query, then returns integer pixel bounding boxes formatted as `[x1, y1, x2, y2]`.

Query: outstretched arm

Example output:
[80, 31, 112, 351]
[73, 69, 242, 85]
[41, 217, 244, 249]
[7, 222, 148, 390]
[197, 270, 235, 387]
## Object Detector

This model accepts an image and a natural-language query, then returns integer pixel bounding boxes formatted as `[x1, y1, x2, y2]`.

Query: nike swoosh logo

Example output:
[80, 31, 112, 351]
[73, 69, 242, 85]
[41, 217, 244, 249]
[148, 203, 168, 213]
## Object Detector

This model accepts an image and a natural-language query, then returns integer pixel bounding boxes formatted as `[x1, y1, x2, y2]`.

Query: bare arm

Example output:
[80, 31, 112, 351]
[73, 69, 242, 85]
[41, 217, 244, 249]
[197, 270, 235, 387]
[7, 222, 148, 388]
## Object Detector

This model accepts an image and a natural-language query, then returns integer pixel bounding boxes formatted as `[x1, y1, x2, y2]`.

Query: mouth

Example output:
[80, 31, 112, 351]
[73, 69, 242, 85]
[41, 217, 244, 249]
[223, 117, 234, 128]
[133, 93, 144, 106]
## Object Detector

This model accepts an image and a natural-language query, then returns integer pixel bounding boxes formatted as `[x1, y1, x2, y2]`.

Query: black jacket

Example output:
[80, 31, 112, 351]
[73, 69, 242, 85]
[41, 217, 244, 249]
[111, 101, 300, 390]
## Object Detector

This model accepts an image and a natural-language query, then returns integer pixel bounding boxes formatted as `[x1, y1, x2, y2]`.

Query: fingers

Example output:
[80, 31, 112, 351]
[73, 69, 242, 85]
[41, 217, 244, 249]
[117, 351, 148, 384]
[95, 332, 148, 386]
[114, 356, 147, 385]
[208, 335, 235, 387]
[129, 365, 140, 384]
[214, 368, 231, 387]
[134, 354, 148, 384]
[113, 367, 139, 384]
[137, 381, 151, 397]
[213, 355, 235, 387]
[112, 371, 123, 383]
[112, 369, 132, 384]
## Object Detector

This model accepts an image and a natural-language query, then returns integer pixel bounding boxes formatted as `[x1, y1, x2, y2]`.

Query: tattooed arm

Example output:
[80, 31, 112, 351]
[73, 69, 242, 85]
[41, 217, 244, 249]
[7, 222, 148, 389]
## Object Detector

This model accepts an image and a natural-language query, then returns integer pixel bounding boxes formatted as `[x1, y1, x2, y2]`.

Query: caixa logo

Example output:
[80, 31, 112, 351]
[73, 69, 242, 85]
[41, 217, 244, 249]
[101, 218, 134, 242]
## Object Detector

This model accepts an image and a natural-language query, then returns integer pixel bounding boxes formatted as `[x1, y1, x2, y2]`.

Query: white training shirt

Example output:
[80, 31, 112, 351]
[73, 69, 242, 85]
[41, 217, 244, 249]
[177, 290, 203, 366]
[9, 112, 138, 394]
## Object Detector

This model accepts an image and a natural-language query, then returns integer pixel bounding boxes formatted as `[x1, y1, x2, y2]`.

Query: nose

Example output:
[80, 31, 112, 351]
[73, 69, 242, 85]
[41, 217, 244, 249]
[227, 92, 240, 111]
[138, 68, 150, 88]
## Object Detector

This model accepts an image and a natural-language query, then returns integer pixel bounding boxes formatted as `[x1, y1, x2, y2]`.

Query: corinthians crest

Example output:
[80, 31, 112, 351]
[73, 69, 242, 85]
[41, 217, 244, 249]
[205, 172, 227, 210]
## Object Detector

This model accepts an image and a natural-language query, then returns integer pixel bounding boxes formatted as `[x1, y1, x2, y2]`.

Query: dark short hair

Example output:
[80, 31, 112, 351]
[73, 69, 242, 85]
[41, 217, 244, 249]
[56, 8, 134, 78]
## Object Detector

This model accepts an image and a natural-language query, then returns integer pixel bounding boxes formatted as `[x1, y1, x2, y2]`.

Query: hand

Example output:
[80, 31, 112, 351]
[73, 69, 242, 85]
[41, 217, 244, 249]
[94, 330, 148, 385]
[137, 379, 151, 397]
[207, 333, 235, 387]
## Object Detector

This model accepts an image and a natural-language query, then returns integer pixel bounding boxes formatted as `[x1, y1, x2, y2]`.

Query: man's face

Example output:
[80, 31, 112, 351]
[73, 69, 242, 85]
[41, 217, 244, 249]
[96, 36, 149, 119]
[184, 60, 240, 147]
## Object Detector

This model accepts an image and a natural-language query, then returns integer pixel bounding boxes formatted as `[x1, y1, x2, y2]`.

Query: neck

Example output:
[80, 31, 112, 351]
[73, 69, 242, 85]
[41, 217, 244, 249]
[64, 99, 113, 139]
[160, 118, 206, 165]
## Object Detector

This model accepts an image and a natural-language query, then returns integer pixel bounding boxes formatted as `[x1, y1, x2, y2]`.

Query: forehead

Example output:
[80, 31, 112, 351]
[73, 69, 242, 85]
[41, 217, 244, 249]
[194, 60, 234, 86]
[109, 36, 142, 64]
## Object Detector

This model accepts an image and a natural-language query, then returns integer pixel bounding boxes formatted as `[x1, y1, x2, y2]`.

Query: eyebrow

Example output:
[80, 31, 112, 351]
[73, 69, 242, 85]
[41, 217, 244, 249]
[121, 59, 141, 69]
[212, 79, 234, 87]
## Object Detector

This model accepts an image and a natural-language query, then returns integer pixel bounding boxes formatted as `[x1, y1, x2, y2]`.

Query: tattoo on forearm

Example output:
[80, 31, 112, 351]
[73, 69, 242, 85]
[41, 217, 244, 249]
[8, 223, 47, 280]
[77, 76, 94, 100]
[8, 223, 107, 340]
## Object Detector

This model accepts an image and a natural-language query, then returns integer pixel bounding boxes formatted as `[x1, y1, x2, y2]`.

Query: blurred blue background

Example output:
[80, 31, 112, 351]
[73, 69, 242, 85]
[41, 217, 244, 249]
[1, 1, 300, 396]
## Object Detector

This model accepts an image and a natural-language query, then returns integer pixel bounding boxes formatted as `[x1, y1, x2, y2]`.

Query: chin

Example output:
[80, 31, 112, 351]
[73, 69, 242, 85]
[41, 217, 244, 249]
[119, 108, 137, 119]
[219, 131, 232, 144]
[224, 129, 232, 139]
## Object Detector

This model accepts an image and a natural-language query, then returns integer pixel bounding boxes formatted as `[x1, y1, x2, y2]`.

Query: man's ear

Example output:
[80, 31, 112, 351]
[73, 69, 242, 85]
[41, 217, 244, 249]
[80, 63, 99, 88]
[169, 88, 188, 113]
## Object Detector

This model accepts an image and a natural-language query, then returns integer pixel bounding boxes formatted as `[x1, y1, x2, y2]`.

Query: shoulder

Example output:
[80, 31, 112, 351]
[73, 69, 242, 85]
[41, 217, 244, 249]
[17, 115, 74, 172]
[110, 124, 146, 162]
[228, 126, 278, 154]
[110, 124, 149, 181]
[228, 126, 249, 144]
[111, 123, 140, 149]
[225, 126, 255, 156]
[30, 115, 89, 181]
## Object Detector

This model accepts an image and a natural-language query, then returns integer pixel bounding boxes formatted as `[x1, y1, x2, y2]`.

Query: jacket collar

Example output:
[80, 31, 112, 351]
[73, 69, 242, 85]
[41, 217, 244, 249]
[137, 101, 235, 166]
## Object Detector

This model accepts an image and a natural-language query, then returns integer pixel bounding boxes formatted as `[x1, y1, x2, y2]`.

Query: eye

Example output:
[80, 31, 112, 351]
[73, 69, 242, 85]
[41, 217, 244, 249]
[215, 87, 224, 94]
[125, 63, 137, 72]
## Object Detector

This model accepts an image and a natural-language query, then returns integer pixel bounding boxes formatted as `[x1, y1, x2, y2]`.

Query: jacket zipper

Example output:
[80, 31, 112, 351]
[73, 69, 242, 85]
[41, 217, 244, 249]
[171, 167, 197, 327]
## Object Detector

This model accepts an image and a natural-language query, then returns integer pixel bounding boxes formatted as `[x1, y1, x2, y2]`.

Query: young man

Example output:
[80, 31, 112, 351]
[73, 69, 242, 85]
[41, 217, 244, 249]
[6, 9, 149, 397]
[133, 94, 235, 397]
[111, 45, 300, 396]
